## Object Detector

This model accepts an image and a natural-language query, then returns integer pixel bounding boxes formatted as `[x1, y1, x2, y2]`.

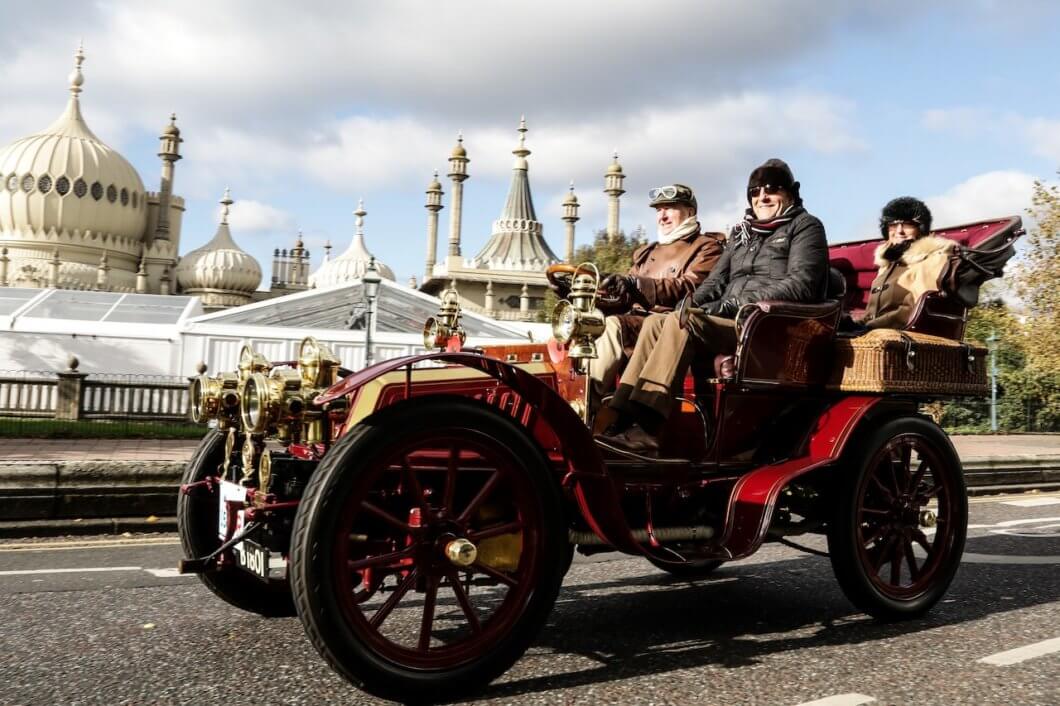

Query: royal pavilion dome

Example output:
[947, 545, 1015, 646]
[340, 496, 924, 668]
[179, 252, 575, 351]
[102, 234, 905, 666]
[309, 199, 395, 288]
[0, 45, 148, 252]
[175, 188, 262, 309]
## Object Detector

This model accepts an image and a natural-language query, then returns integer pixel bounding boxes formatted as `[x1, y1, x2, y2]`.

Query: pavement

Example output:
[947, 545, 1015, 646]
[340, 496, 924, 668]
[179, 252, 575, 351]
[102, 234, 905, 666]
[0, 434, 1057, 463]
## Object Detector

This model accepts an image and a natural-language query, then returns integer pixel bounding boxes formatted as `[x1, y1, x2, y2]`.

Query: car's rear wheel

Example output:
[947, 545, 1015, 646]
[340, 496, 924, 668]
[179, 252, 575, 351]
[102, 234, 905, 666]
[289, 398, 567, 703]
[827, 416, 967, 620]
[176, 430, 296, 617]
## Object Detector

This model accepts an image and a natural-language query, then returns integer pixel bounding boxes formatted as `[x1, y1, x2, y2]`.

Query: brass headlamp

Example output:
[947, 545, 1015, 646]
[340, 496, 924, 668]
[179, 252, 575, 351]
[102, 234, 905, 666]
[240, 367, 305, 435]
[550, 263, 606, 361]
[298, 336, 341, 389]
[189, 371, 239, 424]
[423, 287, 467, 350]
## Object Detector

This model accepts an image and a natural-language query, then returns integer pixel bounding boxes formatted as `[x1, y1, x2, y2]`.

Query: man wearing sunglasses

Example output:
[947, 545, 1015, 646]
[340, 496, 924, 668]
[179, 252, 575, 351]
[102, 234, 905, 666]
[597, 159, 829, 457]
[587, 183, 724, 408]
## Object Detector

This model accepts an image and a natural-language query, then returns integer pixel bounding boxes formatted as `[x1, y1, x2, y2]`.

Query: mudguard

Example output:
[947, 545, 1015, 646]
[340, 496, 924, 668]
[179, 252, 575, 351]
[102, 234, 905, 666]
[314, 351, 643, 553]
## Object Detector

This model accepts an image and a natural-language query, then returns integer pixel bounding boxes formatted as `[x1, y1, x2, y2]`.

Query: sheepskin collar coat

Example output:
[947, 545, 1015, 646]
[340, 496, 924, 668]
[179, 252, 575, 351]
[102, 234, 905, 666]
[861, 235, 957, 330]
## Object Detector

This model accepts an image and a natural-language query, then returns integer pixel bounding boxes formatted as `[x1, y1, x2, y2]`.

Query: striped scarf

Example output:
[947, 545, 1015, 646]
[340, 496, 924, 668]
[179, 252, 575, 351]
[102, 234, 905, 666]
[733, 204, 803, 248]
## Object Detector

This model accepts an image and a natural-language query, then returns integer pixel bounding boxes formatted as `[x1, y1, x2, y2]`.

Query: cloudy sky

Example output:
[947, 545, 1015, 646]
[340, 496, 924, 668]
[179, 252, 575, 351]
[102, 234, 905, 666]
[2, 1, 1058, 286]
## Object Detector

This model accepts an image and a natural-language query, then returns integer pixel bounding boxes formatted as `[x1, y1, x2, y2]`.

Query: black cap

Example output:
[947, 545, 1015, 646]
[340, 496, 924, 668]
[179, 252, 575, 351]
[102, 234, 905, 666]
[747, 158, 801, 204]
[648, 183, 697, 212]
[879, 197, 932, 238]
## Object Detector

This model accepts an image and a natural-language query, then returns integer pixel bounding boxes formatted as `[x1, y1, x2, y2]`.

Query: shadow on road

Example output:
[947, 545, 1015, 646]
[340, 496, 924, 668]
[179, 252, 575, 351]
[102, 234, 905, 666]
[468, 539, 1060, 702]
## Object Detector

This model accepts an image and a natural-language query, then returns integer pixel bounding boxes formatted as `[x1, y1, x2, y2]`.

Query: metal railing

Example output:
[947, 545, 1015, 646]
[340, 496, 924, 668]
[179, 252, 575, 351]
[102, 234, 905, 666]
[0, 368, 199, 438]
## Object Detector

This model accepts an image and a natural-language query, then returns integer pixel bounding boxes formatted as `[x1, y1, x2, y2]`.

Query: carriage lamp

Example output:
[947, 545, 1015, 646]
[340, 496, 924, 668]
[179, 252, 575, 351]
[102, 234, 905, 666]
[240, 368, 305, 436]
[189, 371, 240, 424]
[298, 336, 341, 389]
[550, 264, 606, 362]
[237, 345, 271, 382]
[423, 287, 467, 350]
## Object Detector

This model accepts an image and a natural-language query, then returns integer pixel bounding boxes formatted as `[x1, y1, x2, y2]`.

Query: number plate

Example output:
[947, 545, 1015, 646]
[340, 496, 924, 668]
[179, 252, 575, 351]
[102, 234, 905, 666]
[218, 481, 247, 540]
[235, 538, 270, 581]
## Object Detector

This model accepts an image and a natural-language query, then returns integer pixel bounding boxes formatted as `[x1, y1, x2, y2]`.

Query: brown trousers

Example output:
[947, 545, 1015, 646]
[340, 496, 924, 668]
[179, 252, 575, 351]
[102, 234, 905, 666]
[610, 310, 737, 418]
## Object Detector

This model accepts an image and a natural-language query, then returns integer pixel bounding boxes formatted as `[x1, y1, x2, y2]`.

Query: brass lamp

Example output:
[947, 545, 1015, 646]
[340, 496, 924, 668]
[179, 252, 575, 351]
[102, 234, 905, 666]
[189, 371, 239, 424]
[550, 264, 605, 361]
[423, 287, 466, 350]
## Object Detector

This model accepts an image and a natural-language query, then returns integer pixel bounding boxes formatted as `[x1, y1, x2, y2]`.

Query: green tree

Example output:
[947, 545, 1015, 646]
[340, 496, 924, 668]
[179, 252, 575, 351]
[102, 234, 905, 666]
[1017, 175, 1060, 370]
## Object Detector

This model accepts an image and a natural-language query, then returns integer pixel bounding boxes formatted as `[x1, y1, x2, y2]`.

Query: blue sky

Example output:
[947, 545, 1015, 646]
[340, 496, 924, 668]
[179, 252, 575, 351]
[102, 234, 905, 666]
[1, 1, 1057, 288]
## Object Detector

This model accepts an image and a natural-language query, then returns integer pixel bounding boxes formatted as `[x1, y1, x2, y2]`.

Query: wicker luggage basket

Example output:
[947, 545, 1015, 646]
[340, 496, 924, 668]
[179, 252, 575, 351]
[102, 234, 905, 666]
[827, 329, 988, 395]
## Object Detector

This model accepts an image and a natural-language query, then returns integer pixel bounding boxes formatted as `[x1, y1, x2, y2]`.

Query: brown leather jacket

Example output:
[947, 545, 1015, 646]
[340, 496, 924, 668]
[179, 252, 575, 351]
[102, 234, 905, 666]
[629, 231, 725, 312]
[615, 230, 725, 352]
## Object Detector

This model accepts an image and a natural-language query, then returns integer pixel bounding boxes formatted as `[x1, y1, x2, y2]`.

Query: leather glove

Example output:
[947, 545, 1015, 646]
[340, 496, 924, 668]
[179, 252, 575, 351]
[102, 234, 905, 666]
[691, 281, 715, 307]
[700, 298, 739, 318]
[600, 273, 639, 300]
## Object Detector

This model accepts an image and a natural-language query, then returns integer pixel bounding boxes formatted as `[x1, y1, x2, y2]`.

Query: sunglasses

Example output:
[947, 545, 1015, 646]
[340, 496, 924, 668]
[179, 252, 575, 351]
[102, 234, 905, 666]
[887, 219, 921, 229]
[747, 184, 785, 199]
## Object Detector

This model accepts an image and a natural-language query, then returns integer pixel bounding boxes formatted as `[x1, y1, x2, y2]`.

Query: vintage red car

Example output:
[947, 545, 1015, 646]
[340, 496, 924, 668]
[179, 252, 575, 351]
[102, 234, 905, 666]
[178, 216, 1021, 703]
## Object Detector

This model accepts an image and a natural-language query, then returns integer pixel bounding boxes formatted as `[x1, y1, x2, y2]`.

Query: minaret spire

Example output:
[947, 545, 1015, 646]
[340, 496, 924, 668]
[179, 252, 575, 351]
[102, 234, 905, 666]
[447, 132, 469, 258]
[69, 42, 85, 98]
[604, 150, 626, 242]
[220, 187, 233, 225]
[424, 169, 444, 282]
[562, 180, 580, 262]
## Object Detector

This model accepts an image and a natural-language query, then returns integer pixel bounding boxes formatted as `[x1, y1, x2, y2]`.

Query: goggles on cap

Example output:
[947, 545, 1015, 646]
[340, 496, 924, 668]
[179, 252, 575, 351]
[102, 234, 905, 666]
[648, 184, 694, 204]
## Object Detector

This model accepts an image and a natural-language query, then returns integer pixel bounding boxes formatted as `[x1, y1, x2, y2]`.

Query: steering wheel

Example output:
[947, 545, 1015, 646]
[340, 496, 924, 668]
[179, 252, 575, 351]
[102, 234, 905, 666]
[546, 263, 597, 293]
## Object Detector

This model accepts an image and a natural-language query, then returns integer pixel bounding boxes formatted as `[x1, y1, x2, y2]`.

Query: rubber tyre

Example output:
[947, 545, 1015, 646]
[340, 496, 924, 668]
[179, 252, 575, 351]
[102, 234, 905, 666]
[646, 557, 724, 579]
[176, 430, 296, 617]
[289, 398, 568, 704]
[827, 416, 967, 620]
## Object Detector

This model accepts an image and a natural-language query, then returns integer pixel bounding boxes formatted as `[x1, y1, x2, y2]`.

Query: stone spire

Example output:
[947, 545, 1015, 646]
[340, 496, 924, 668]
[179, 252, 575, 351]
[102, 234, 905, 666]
[446, 132, 469, 258]
[604, 150, 626, 242]
[424, 169, 444, 282]
[561, 181, 580, 262]
[471, 118, 558, 271]
[154, 113, 183, 240]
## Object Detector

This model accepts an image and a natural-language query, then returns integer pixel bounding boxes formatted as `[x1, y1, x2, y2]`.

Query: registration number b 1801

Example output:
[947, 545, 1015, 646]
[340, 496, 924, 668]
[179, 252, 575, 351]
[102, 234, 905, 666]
[235, 538, 270, 581]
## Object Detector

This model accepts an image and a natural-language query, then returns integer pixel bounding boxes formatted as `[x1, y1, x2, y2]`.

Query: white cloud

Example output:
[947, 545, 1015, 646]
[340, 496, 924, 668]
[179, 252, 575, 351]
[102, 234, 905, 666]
[222, 199, 295, 233]
[926, 170, 1035, 227]
[1025, 118, 1060, 163]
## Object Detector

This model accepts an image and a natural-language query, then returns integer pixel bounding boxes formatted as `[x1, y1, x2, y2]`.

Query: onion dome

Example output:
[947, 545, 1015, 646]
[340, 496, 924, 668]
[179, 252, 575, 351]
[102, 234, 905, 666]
[0, 44, 147, 242]
[563, 181, 579, 206]
[451, 132, 467, 158]
[175, 189, 262, 307]
[606, 150, 623, 174]
[309, 199, 395, 288]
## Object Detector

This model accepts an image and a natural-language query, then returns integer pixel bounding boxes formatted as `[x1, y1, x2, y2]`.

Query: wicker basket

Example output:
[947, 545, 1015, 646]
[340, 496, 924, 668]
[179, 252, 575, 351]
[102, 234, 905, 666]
[827, 329, 987, 395]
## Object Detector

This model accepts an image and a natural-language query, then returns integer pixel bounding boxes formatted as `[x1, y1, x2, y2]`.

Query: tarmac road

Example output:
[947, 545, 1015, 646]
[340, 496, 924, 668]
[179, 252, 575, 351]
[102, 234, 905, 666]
[0, 492, 1057, 705]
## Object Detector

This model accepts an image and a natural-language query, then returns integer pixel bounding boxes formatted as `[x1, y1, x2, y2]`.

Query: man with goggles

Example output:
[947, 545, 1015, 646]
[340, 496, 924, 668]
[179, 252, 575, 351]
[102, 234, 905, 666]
[597, 159, 829, 457]
[587, 183, 724, 410]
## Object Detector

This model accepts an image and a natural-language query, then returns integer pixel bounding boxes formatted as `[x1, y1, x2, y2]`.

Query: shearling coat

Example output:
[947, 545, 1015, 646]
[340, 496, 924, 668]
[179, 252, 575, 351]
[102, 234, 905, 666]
[861, 235, 957, 330]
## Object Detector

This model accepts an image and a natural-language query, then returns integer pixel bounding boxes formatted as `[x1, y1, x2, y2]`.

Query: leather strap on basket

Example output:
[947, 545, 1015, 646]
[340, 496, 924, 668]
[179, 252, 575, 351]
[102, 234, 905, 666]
[959, 341, 975, 374]
[898, 332, 918, 372]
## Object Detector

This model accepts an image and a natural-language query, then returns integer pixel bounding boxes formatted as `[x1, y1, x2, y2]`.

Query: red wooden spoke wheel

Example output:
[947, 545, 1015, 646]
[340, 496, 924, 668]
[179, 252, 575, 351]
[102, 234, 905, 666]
[828, 416, 967, 619]
[289, 398, 567, 703]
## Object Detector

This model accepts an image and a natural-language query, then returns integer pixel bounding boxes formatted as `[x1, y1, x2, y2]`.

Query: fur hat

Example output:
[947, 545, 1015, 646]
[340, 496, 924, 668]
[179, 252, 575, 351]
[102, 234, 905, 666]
[747, 158, 801, 205]
[879, 197, 932, 238]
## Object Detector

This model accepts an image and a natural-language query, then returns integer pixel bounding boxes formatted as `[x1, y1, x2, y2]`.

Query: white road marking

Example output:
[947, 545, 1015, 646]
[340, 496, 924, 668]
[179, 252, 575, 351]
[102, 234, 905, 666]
[1001, 498, 1060, 507]
[0, 566, 142, 576]
[144, 568, 193, 578]
[967, 516, 1060, 530]
[793, 694, 876, 706]
[978, 637, 1060, 666]
[962, 553, 1060, 565]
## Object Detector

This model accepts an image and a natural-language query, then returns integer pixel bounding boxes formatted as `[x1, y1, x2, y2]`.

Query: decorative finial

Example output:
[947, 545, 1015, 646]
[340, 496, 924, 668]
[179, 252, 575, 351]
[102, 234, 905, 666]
[612, 149, 619, 161]
[69, 42, 85, 97]
[220, 187, 233, 224]
[513, 116, 530, 162]
[569, 180, 575, 191]
[196, 361, 208, 375]
[295, 230, 304, 248]
[457, 130, 463, 143]
[355, 199, 366, 236]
